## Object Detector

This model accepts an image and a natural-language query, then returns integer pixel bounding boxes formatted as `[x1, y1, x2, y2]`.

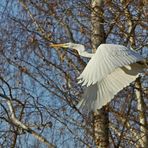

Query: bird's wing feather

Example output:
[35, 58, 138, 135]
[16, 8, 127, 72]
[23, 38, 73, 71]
[77, 63, 143, 112]
[78, 44, 144, 86]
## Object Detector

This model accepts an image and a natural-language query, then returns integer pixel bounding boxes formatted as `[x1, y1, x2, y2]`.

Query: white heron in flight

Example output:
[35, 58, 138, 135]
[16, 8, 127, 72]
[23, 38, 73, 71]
[50, 43, 146, 112]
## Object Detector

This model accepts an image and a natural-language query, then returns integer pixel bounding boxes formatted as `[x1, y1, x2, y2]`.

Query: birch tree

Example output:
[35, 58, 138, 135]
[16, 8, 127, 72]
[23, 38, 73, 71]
[91, 0, 109, 147]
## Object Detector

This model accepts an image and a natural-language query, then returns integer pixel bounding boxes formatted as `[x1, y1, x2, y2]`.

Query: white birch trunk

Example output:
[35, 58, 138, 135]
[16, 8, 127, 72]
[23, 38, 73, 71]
[135, 78, 148, 148]
[91, 0, 109, 147]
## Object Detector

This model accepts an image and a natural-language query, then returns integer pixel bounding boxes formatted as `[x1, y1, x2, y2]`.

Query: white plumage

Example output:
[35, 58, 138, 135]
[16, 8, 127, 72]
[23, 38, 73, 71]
[78, 63, 145, 111]
[50, 43, 146, 112]
[78, 44, 143, 86]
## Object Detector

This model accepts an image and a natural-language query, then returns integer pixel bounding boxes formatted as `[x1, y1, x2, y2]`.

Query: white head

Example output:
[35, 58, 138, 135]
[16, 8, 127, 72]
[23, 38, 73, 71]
[50, 42, 93, 58]
[63, 42, 82, 49]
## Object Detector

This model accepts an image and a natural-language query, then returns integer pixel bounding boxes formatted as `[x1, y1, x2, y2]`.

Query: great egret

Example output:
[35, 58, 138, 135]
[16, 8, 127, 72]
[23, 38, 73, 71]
[50, 43, 146, 112]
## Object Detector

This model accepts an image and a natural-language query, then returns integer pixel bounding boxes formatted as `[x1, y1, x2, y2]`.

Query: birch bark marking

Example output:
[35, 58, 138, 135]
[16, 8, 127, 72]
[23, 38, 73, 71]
[91, 0, 109, 147]
[135, 77, 148, 148]
[123, 2, 148, 146]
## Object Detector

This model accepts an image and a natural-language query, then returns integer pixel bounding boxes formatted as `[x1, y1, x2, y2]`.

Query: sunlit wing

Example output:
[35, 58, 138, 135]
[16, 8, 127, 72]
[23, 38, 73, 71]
[77, 63, 144, 111]
[78, 44, 144, 86]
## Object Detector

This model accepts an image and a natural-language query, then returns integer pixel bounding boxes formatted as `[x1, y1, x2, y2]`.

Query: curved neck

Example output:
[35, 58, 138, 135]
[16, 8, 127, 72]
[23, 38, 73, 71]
[79, 51, 94, 58]
[76, 45, 94, 58]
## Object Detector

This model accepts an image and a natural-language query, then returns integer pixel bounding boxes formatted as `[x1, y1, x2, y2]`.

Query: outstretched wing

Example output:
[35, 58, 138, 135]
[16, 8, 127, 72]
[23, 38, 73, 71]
[78, 44, 144, 86]
[77, 63, 144, 112]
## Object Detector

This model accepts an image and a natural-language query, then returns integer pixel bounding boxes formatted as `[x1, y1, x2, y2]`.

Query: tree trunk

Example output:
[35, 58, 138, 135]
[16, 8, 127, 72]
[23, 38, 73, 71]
[135, 77, 148, 148]
[91, 0, 109, 147]
[123, 2, 148, 146]
[91, 0, 105, 52]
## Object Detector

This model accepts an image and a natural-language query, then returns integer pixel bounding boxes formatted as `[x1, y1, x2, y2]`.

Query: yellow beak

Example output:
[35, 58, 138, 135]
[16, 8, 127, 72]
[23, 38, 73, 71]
[50, 43, 67, 48]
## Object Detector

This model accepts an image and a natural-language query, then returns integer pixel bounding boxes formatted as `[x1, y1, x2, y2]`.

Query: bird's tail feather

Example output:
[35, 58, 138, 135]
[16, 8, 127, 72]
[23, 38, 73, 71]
[77, 63, 144, 112]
